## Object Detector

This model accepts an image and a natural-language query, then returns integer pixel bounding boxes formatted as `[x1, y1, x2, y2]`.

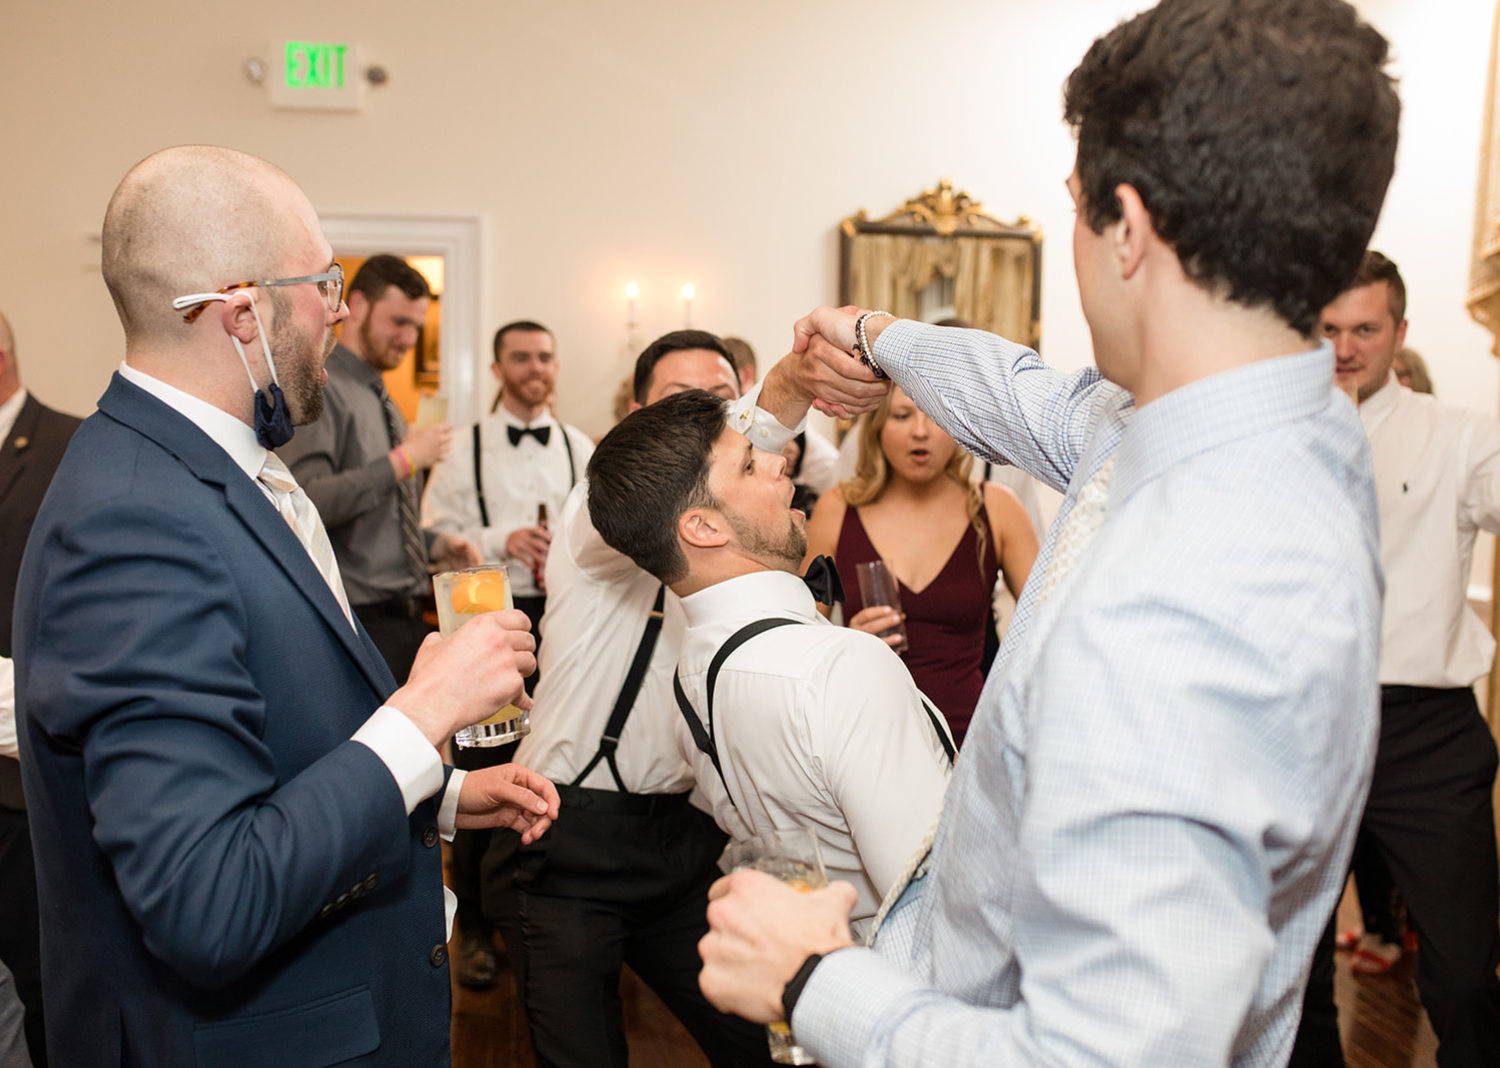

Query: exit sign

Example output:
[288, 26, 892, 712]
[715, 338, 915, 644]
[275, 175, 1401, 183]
[269, 41, 366, 111]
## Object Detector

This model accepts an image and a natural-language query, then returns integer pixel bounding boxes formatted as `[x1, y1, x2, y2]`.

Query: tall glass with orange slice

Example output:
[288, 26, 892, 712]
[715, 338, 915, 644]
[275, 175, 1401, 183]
[433, 565, 532, 747]
[721, 830, 828, 1065]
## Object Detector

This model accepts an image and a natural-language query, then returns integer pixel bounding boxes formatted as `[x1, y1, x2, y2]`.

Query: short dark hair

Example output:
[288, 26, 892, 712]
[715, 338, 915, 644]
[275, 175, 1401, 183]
[587, 390, 728, 583]
[347, 254, 432, 305]
[493, 320, 553, 360]
[722, 336, 756, 379]
[632, 330, 738, 405]
[1346, 250, 1406, 324]
[1062, 0, 1399, 338]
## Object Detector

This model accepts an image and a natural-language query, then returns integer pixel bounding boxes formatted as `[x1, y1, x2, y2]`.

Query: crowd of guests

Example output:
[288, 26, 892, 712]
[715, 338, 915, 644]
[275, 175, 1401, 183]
[3, 1, 1500, 1067]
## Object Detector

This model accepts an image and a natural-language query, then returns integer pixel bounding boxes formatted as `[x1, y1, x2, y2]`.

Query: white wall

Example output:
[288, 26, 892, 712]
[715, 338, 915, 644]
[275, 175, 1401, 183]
[1, 0, 1495, 553]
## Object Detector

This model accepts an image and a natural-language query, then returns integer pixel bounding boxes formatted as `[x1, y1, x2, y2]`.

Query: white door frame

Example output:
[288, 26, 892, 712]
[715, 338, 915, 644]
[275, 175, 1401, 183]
[317, 212, 485, 425]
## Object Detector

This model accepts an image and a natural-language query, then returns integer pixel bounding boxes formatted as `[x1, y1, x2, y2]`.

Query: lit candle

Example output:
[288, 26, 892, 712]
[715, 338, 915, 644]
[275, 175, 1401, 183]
[682, 283, 695, 327]
[625, 282, 638, 327]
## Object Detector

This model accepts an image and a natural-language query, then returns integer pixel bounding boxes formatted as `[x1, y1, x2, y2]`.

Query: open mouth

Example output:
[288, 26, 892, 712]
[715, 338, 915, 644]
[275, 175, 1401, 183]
[910, 449, 931, 462]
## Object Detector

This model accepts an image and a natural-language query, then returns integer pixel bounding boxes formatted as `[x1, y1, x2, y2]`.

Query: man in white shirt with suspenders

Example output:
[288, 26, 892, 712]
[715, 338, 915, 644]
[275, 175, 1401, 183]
[586, 389, 953, 941]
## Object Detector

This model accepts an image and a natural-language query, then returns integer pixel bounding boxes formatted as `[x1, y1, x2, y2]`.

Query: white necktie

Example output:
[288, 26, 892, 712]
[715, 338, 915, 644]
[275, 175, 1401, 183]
[867, 455, 1118, 946]
[1036, 454, 1117, 605]
[258, 452, 355, 628]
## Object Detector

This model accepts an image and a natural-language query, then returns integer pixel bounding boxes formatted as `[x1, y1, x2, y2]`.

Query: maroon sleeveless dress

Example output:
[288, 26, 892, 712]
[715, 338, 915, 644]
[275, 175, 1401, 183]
[835, 505, 999, 747]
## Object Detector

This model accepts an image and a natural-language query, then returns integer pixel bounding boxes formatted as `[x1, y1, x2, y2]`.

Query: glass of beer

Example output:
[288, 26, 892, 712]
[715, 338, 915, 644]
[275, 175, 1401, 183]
[722, 829, 827, 1066]
[433, 565, 531, 747]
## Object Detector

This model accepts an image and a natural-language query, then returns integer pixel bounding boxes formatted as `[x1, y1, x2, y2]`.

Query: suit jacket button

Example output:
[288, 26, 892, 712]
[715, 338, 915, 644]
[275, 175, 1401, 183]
[363, 873, 381, 891]
[349, 884, 363, 901]
[318, 903, 334, 919]
[335, 892, 349, 910]
[422, 827, 439, 848]
[429, 944, 447, 968]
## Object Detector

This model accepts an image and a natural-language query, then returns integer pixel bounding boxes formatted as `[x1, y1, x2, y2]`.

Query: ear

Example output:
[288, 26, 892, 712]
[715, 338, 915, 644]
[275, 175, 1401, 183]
[490, 360, 505, 383]
[627, 400, 643, 414]
[679, 507, 730, 550]
[1394, 318, 1409, 350]
[1112, 183, 1154, 281]
[217, 292, 262, 344]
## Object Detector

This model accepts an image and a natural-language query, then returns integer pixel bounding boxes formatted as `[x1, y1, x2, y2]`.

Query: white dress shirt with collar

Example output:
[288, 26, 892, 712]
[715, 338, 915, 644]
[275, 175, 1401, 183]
[422, 407, 595, 598]
[1359, 371, 1500, 687]
[514, 384, 802, 794]
[676, 569, 951, 939]
[116, 363, 465, 839]
[792, 325, 1381, 1068]
[0, 386, 26, 446]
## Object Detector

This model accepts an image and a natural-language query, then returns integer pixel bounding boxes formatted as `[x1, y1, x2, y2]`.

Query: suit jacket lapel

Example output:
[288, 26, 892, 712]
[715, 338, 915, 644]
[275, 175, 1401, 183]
[0, 394, 42, 509]
[98, 375, 395, 698]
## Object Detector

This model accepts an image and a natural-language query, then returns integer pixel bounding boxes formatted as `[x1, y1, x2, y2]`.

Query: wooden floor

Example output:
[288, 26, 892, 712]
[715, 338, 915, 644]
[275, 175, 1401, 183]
[451, 879, 1436, 1067]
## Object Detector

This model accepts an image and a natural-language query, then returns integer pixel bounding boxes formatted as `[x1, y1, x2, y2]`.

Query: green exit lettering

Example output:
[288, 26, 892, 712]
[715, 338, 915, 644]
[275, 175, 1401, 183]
[285, 42, 348, 89]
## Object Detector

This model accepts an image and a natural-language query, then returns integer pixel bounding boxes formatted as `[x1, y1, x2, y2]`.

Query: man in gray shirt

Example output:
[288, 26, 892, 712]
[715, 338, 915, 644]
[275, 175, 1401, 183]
[279, 254, 477, 681]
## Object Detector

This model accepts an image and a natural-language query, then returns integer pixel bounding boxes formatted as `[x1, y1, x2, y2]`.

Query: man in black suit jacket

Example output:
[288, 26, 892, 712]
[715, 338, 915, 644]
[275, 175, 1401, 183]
[0, 309, 81, 1067]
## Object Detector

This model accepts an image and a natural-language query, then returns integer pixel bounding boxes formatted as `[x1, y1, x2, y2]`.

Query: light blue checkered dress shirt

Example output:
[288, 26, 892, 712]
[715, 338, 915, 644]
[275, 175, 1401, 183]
[792, 322, 1382, 1067]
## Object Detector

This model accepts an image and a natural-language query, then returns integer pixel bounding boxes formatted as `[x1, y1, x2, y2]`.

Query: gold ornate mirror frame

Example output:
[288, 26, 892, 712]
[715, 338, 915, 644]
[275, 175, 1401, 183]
[839, 180, 1042, 350]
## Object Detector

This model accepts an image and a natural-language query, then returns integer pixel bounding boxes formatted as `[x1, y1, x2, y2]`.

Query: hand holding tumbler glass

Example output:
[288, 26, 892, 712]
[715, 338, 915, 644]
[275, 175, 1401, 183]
[433, 565, 531, 747]
[722, 829, 828, 1066]
[854, 559, 909, 654]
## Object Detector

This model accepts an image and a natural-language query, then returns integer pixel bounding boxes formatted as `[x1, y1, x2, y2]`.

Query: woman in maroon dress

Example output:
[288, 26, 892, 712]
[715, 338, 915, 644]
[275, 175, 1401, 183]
[802, 387, 1037, 748]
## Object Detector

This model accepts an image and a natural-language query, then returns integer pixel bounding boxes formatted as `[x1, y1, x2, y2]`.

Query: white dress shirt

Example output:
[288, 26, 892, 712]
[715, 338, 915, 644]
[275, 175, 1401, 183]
[422, 407, 595, 598]
[0, 386, 26, 446]
[0, 656, 15, 759]
[677, 570, 951, 938]
[515, 385, 802, 793]
[1360, 373, 1500, 687]
[117, 364, 463, 836]
[793, 324, 1381, 1068]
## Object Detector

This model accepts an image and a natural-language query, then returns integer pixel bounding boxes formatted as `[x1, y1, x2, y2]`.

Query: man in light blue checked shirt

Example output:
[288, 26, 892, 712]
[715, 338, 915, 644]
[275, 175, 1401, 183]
[695, 1, 1400, 1065]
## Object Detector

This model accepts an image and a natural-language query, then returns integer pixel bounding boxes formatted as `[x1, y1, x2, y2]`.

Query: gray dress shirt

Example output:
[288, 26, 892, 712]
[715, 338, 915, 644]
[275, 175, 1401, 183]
[278, 345, 427, 606]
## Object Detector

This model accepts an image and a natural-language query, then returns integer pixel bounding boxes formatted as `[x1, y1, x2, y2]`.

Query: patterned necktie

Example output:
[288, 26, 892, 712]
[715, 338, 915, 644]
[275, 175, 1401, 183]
[1036, 454, 1117, 605]
[258, 452, 355, 627]
[867, 454, 1119, 946]
[372, 379, 430, 589]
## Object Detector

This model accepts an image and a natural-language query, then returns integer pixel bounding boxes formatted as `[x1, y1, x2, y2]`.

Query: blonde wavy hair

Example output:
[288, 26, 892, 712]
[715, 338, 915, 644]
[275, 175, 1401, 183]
[839, 389, 989, 567]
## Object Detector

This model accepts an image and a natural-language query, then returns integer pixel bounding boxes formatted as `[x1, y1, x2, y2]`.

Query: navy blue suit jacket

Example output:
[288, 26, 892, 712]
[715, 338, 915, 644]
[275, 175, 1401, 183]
[14, 374, 453, 1066]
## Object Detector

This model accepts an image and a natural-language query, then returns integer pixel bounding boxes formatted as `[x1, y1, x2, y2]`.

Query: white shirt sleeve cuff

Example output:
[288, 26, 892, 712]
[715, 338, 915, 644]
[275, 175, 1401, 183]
[730, 381, 805, 455]
[439, 768, 466, 840]
[351, 705, 444, 815]
[793, 945, 928, 1063]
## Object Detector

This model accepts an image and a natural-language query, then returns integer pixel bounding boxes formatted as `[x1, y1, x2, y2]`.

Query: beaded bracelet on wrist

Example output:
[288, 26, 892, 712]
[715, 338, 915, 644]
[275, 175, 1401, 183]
[853, 310, 893, 379]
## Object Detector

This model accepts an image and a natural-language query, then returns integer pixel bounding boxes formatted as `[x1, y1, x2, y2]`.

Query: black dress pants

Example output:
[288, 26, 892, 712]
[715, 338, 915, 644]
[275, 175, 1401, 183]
[353, 599, 430, 685]
[483, 787, 772, 1068]
[1292, 686, 1500, 1067]
[0, 806, 43, 1066]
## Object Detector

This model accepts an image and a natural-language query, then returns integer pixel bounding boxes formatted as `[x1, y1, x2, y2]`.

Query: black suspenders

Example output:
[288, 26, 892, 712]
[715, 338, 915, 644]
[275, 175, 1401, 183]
[472, 421, 579, 528]
[571, 585, 667, 790]
[673, 618, 956, 811]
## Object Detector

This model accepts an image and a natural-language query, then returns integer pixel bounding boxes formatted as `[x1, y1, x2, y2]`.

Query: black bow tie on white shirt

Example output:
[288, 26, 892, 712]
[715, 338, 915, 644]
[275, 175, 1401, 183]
[801, 555, 845, 607]
[508, 424, 550, 447]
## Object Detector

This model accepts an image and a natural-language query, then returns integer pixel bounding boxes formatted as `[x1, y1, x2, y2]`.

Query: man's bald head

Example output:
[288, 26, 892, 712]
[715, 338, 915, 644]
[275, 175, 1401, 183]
[101, 146, 320, 346]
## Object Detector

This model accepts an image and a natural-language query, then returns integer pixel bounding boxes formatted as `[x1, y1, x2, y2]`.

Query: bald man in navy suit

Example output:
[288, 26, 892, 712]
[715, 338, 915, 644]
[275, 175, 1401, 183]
[13, 146, 560, 1067]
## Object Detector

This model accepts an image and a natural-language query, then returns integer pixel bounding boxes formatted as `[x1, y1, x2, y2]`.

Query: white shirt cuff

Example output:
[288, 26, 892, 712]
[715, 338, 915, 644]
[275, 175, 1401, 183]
[731, 381, 805, 455]
[351, 705, 444, 815]
[0, 655, 16, 760]
[439, 768, 466, 841]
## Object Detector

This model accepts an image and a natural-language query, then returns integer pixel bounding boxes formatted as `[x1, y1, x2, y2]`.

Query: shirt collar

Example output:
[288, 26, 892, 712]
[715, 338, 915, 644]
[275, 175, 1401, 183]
[1357, 369, 1400, 436]
[0, 386, 27, 445]
[1108, 341, 1337, 508]
[330, 343, 381, 386]
[680, 569, 822, 630]
[118, 361, 266, 483]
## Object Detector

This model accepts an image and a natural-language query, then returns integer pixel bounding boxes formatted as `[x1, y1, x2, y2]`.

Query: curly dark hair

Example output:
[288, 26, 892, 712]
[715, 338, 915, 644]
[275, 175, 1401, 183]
[1063, 0, 1399, 338]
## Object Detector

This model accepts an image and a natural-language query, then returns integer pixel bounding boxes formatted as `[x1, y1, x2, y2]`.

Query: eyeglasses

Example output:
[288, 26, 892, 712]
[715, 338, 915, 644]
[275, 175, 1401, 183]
[173, 262, 345, 323]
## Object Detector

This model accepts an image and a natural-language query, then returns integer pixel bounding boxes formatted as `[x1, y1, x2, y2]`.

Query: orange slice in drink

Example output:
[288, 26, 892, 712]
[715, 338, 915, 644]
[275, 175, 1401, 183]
[451, 570, 509, 614]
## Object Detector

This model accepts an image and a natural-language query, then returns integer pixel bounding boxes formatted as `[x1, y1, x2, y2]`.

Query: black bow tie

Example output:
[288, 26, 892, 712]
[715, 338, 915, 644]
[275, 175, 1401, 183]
[801, 555, 845, 607]
[508, 424, 551, 447]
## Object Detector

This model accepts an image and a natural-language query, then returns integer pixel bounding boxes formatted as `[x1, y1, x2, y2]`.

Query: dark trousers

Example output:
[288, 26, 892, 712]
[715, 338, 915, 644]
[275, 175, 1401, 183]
[1293, 686, 1500, 1067]
[1349, 823, 1403, 944]
[0, 806, 43, 1066]
[450, 593, 546, 941]
[353, 599, 431, 685]
[483, 788, 772, 1068]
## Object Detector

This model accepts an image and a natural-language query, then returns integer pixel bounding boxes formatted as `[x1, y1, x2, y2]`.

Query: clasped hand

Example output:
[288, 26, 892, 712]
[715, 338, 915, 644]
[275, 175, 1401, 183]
[787, 306, 892, 420]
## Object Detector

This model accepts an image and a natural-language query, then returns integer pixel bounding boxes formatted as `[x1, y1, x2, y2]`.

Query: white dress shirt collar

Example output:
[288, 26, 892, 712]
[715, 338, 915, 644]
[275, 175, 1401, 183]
[1357, 369, 1400, 436]
[0, 386, 28, 445]
[118, 362, 266, 483]
[679, 568, 821, 631]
